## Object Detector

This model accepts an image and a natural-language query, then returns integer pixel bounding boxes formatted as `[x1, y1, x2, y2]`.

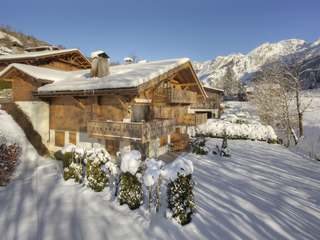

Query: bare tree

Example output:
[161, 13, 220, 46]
[250, 59, 313, 146]
[250, 65, 297, 146]
[273, 59, 313, 138]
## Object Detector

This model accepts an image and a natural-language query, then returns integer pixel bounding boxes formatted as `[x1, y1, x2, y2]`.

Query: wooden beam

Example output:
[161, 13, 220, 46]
[178, 83, 198, 87]
[186, 62, 208, 99]
[134, 98, 152, 104]
[71, 96, 86, 110]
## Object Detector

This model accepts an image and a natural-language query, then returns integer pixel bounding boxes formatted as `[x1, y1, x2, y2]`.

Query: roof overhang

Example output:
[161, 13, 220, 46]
[0, 65, 53, 84]
[33, 87, 139, 98]
[0, 49, 91, 69]
[138, 60, 208, 100]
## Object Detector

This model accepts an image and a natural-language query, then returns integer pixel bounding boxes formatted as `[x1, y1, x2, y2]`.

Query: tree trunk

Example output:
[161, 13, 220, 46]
[290, 127, 298, 145]
[298, 112, 303, 137]
[295, 87, 304, 137]
[156, 177, 161, 213]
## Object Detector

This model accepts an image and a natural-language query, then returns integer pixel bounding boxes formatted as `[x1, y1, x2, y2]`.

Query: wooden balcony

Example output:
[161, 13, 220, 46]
[0, 97, 12, 104]
[87, 119, 176, 143]
[178, 113, 207, 126]
[191, 101, 214, 109]
[191, 96, 219, 109]
[168, 88, 197, 104]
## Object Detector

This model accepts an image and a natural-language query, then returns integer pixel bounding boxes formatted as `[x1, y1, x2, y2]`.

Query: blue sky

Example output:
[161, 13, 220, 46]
[1, 0, 319, 61]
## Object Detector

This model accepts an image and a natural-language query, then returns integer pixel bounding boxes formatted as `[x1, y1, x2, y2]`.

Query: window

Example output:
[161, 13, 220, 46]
[69, 132, 77, 145]
[55, 131, 65, 147]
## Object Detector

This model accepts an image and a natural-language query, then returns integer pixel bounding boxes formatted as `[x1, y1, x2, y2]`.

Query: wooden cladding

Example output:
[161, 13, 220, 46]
[191, 100, 215, 109]
[55, 131, 65, 147]
[50, 97, 87, 132]
[170, 133, 189, 151]
[87, 119, 175, 143]
[69, 132, 77, 145]
[153, 86, 197, 105]
[11, 76, 42, 101]
[178, 113, 207, 126]
[159, 135, 168, 147]
[168, 88, 197, 104]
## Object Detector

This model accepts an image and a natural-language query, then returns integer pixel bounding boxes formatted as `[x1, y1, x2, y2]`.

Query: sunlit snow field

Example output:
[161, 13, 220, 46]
[1, 110, 320, 240]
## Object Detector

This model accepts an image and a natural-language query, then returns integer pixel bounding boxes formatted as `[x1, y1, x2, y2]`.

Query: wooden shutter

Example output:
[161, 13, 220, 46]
[55, 131, 65, 147]
[69, 132, 77, 145]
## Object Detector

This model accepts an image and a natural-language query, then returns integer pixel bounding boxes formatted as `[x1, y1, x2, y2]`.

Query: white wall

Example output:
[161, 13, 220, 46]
[48, 130, 105, 152]
[16, 101, 49, 144]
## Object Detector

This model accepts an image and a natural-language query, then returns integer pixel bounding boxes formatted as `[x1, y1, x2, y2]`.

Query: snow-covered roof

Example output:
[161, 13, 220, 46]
[203, 85, 224, 93]
[0, 48, 84, 61]
[0, 63, 87, 83]
[38, 58, 190, 92]
[24, 46, 60, 52]
[91, 50, 109, 58]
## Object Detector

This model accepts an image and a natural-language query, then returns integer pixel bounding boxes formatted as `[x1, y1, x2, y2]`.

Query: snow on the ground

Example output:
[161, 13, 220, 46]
[143, 158, 164, 187]
[1, 109, 320, 239]
[197, 101, 277, 141]
[294, 90, 320, 160]
[120, 150, 141, 175]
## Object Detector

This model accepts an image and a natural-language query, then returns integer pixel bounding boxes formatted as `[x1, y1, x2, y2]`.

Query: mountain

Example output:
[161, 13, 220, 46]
[194, 38, 320, 89]
[0, 26, 50, 55]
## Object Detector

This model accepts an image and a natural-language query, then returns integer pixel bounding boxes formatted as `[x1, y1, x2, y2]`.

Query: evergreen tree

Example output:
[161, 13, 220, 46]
[86, 158, 108, 192]
[119, 172, 143, 210]
[167, 174, 195, 225]
[223, 66, 238, 96]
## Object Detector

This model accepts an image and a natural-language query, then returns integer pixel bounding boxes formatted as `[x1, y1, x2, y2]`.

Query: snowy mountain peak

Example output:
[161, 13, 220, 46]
[248, 39, 307, 58]
[311, 38, 320, 47]
[194, 38, 320, 89]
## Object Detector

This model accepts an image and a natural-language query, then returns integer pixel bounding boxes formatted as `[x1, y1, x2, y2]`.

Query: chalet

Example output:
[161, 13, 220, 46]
[0, 50, 221, 158]
[0, 48, 91, 71]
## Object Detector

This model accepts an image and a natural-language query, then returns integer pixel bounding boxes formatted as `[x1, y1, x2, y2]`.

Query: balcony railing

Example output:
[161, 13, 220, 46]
[177, 113, 207, 126]
[168, 88, 197, 104]
[87, 119, 176, 143]
[191, 101, 214, 109]
[190, 97, 220, 109]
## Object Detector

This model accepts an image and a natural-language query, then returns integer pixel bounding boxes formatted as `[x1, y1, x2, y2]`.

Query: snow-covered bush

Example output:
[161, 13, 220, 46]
[212, 132, 231, 157]
[63, 162, 83, 183]
[119, 150, 143, 210]
[86, 148, 111, 192]
[120, 150, 141, 175]
[197, 119, 277, 142]
[143, 158, 163, 187]
[119, 172, 143, 210]
[62, 145, 86, 183]
[0, 141, 21, 186]
[162, 157, 195, 225]
[191, 137, 208, 155]
[167, 173, 195, 225]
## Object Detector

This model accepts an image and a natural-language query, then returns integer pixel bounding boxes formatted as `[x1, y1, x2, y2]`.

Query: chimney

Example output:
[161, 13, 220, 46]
[90, 50, 110, 78]
[123, 57, 134, 64]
